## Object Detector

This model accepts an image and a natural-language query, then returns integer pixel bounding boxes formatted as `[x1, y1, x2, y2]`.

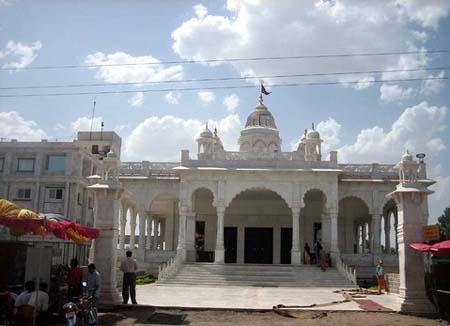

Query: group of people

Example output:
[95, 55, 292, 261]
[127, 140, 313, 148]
[0, 259, 102, 325]
[0, 280, 49, 325]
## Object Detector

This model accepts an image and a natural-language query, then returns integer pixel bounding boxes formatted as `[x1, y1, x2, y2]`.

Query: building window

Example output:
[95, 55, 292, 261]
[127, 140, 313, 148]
[17, 158, 35, 172]
[16, 188, 31, 200]
[0, 158, 4, 172]
[91, 145, 99, 154]
[47, 155, 66, 172]
[47, 188, 64, 201]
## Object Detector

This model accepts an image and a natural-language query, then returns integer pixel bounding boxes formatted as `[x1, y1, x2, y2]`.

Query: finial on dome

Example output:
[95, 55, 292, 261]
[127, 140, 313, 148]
[206, 121, 209, 129]
[304, 128, 307, 136]
[258, 94, 263, 105]
[214, 127, 218, 136]
[312, 122, 315, 130]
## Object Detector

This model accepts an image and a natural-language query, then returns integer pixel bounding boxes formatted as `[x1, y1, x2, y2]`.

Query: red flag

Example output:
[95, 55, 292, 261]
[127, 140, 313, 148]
[261, 84, 271, 95]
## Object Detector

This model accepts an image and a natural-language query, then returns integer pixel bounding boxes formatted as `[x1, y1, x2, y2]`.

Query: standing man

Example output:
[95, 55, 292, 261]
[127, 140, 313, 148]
[120, 250, 138, 304]
[375, 259, 386, 294]
[87, 263, 101, 306]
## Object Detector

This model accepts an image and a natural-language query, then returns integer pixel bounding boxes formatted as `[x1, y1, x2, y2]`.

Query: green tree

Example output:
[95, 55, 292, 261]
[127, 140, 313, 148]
[438, 206, 450, 240]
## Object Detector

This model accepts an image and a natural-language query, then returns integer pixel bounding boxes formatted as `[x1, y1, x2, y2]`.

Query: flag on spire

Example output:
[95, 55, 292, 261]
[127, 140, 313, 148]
[260, 81, 271, 95]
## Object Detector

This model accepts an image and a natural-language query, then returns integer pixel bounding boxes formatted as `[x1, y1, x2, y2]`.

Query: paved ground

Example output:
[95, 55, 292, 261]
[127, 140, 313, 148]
[98, 307, 448, 326]
[135, 283, 402, 311]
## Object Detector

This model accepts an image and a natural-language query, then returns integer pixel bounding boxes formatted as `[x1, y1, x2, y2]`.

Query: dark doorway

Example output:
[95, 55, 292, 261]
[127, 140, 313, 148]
[224, 227, 238, 263]
[314, 223, 322, 244]
[280, 228, 292, 264]
[244, 228, 273, 264]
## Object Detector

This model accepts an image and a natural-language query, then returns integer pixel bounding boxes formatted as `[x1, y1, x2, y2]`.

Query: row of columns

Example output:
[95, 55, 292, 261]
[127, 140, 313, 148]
[118, 205, 165, 250]
[176, 203, 340, 265]
[353, 212, 396, 255]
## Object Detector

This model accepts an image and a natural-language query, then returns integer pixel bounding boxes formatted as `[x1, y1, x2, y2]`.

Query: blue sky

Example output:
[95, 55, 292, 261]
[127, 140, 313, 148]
[0, 0, 449, 220]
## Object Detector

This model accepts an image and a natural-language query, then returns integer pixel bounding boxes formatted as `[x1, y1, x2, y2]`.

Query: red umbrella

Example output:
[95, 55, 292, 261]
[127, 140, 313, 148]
[410, 242, 432, 252]
[430, 240, 450, 256]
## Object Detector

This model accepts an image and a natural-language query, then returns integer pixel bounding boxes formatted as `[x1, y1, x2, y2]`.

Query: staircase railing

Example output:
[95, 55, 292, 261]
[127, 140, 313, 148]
[157, 251, 182, 281]
[335, 254, 357, 286]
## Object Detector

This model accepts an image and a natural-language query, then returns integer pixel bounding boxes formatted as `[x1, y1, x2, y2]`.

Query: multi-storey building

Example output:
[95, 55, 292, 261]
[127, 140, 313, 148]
[0, 131, 121, 285]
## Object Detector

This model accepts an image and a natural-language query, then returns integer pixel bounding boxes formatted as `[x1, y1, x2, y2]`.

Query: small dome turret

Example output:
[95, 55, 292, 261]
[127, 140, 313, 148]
[402, 149, 413, 161]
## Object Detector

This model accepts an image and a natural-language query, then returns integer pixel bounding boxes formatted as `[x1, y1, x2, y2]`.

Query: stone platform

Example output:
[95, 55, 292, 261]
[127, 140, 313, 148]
[135, 284, 402, 311]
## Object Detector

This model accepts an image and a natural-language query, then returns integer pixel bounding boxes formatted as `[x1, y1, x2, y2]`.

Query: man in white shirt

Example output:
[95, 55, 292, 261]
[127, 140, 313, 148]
[28, 282, 49, 324]
[120, 250, 138, 304]
[87, 263, 101, 306]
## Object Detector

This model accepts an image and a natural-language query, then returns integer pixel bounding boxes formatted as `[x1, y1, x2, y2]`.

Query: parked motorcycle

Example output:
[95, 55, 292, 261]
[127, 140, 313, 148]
[62, 282, 97, 326]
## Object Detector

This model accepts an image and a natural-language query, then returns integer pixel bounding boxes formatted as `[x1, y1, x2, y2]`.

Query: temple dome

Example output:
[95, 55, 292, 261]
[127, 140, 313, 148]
[199, 124, 213, 138]
[244, 97, 278, 129]
[306, 130, 320, 139]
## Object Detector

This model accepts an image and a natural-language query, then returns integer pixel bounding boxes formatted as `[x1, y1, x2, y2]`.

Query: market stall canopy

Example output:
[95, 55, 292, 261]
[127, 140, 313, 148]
[430, 240, 450, 256]
[0, 199, 99, 243]
[410, 242, 432, 252]
[410, 240, 450, 257]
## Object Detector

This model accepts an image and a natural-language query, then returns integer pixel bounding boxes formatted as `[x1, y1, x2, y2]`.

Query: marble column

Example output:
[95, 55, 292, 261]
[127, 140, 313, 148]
[214, 206, 225, 263]
[146, 216, 152, 250]
[118, 205, 127, 250]
[371, 213, 382, 255]
[129, 209, 136, 249]
[387, 187, 434, 313]
[152, 217, 159, 250]
[88, 183, 123, 304]
[138, 210, 146, 250]
[291, 207, 301, 265]
[177, 204, 187, 261]
[186, 212, 196, 255]
[159, 218, 166, 250]
[321, 213, 331, 253]
[361, 223, 367, 254]
[329, 208, 339, 256]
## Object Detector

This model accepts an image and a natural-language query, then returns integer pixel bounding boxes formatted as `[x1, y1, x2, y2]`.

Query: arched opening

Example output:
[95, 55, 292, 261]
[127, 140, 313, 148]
[303, 189, 326, 258]
[226, 188, 291, 264]
[147, 193, 179, 252]
[382, 199, 398, 254]
[338, 197, 370, 254]
[191, 188, 216, 262]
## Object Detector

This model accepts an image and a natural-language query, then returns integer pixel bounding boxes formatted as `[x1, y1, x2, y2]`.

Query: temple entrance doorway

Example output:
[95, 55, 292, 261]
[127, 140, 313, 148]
[280, 227, 292, 264]
[224, 227, 238, 263]
[244, 228, 273, 264]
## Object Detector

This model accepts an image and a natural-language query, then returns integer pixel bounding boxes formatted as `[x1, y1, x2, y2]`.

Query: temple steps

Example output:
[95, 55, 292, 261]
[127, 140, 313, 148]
[157, 263, 355, 288]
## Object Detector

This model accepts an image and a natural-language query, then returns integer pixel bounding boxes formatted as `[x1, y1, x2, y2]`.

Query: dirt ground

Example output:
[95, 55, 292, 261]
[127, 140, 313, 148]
[97, 306, 449, 326]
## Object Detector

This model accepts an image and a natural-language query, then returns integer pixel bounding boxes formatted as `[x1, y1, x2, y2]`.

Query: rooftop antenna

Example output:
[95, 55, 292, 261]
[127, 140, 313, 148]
[100, 121, 104, 141]
[89, 99, 96, 140]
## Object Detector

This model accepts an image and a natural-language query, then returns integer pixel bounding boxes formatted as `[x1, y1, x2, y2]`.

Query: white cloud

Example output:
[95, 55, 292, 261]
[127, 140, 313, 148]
[395, 0, 450, 29]
[164, 91, 181, 104]
[338, 101, 448, 163]
[0, 111, 47, 141]
[0, 40, 42, 69]
[71, 116, 103, 133]
[193, 4, 208, 19]
[197, 91, 216, 105]
[379, 84, 414, 103]
[124, 114, 241, 161]
[317, 118, 341, 153]
[223, 94, 239, 112]
[421, 71, 445, 95]
[85, 51, 184, 83]
[129, 92, 144, 108]
[172, 1, 449, 93]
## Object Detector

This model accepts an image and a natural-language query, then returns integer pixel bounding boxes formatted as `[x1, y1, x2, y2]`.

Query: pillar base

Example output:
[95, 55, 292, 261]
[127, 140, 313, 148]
[99, 287, 121, 305]
[400, 298, 435, 315]
[291, 249, 302, 265]
[214, 249, 225, 263]
[177, 248, 187, 262]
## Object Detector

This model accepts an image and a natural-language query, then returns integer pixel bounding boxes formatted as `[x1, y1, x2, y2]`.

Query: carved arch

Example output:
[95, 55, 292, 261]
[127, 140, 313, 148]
[224, 185, 291, 210]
